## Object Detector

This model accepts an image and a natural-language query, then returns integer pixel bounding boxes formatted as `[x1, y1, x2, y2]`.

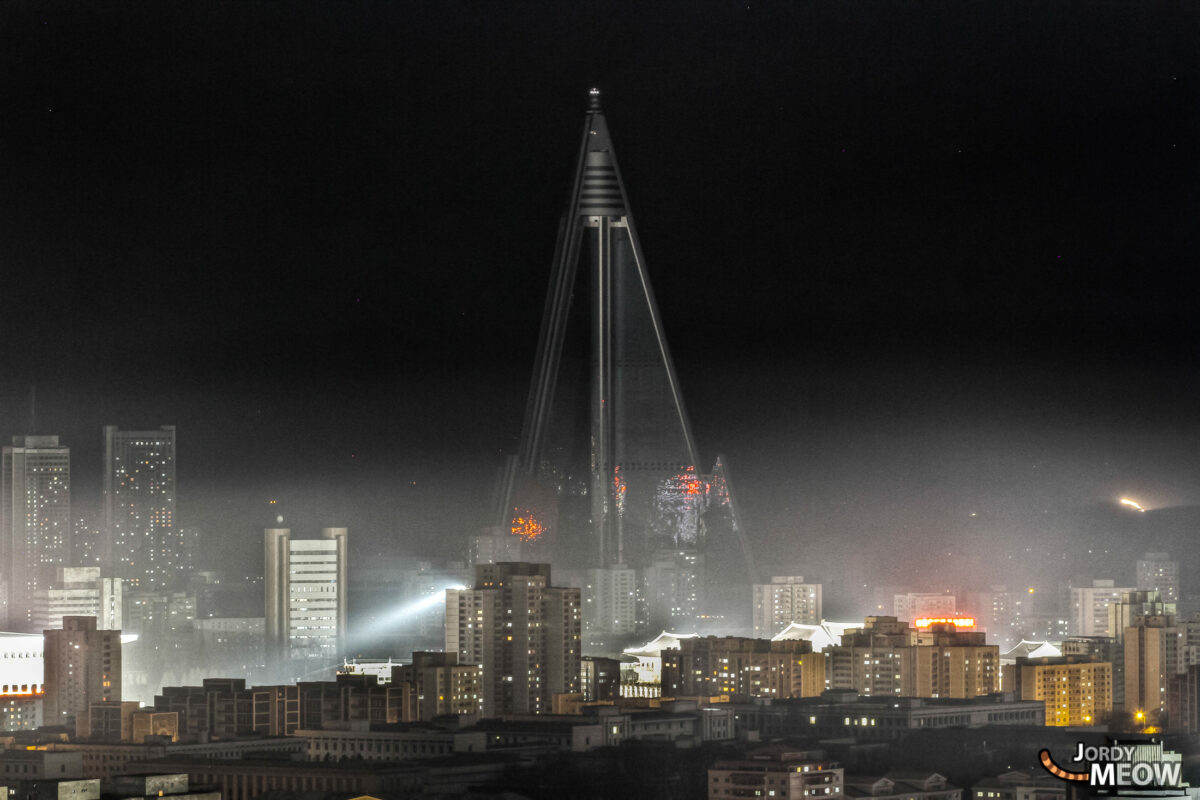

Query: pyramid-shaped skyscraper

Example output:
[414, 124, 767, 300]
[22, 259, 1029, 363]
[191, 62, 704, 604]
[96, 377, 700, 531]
[495, 91, 754, 636]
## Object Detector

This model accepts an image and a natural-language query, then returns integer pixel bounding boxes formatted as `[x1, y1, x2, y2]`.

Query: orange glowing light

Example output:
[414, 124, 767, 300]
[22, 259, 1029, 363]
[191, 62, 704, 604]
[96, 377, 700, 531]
[914, 617, 976, 628]
[672, 467, 703, 496]
[510, 511, 544, 542]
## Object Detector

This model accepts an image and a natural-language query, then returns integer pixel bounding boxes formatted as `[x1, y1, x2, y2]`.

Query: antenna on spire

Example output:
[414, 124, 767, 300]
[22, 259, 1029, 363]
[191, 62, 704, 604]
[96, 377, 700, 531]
[588, 87, 602, 112]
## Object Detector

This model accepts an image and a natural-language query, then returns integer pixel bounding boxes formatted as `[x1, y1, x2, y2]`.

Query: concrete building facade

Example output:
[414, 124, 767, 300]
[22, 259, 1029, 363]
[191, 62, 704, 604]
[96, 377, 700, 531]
[753, 576, 822, 639]
[32, 567, 121, 631]
[1012, 654, 1112, 727]
[2, 435, 71, 630]
[264, 527, 347, 665]
[661, 636, 824, 699]
[912, 625, 999, 699]
[104, 426, 181, 590]
[391, 652, 480, 721]
[1124, 613, 1183, 725]
[709, 750, 843, 800]
[43, 616, 121, 726]
[893, 593, 955, 624]
[1137, 552, 1179, 604]
[826, 616, 914, 697]
[445, 562, 581, 716]
[1071, 580, 1135, 637]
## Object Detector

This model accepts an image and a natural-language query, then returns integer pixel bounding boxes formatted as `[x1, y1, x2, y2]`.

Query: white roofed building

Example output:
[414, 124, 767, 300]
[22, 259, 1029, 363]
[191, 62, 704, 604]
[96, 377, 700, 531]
[622, 631, 699, 689]
[772, 621, 858, 652]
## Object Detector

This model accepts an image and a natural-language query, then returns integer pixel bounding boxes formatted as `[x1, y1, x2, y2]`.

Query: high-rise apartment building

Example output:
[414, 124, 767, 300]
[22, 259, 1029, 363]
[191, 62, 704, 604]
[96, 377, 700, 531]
[911, 624, 999, 699]
[264, 527, 348, 665]
[445, 562, 581, 716]
[639, 550, 702, 631]
[1125, 613, 1183, 725]
[104, 426, 181, 590]
[1137, 553, 1180, 604]
[1108, 590, 1175, 645]
[32, 567, 121, 631]
[753, 576, 822, 639]
[43, 616, 121, 726]
[826, 617, 998, 699]
[583, 565, 637, 642]
[825, 616, 914, 697]
[1063, 635, 1125, 711]
[1, 436, 71, 630]
[967, 585, 1021, 650]
[1071, 579, 1137, 637]
[470, 528, 524, 566]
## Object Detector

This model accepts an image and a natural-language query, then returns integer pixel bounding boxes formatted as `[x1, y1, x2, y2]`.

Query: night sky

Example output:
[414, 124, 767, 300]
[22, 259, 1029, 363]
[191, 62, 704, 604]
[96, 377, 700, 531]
[2, 2, 1198, 601]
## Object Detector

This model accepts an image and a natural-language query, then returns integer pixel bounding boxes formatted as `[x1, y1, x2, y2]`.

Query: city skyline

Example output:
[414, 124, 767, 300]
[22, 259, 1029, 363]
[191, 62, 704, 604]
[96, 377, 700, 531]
[3, 5, 1200, 792]
[1, 2, 1197, 604]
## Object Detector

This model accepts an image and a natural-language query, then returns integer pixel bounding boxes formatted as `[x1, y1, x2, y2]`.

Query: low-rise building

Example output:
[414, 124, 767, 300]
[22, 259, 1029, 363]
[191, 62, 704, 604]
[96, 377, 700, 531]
[298, 723, 486, 761]
[119, 754, 519, 800]
[109, 773, 220, 800]
[1010, 655, 1111, 727]
[661, 636, 824, 698]
[121, 756, 424, 800]
[0, 749, 83, 781]
[621, 631, 700, 696]
[844, 773, 961, 800]
[155, 674, 408, 738]
[729, 691, 1045, 740]
[42, 736, 303, 779]
[391, 652, 479, 720]
[971, 770, 1065, 800]
[709, 748, 843, 800]
[0, 631, 44, 731]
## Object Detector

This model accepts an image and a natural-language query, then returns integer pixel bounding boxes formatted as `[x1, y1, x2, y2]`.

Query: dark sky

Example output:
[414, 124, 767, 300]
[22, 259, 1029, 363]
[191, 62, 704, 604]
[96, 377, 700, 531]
[2, 1, 1198, 594]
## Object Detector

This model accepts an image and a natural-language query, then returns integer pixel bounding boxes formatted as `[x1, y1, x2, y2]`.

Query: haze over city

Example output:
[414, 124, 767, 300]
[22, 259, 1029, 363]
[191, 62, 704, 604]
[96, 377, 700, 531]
[3, 3, 1200, 797]
[2, 3, 1198, 629]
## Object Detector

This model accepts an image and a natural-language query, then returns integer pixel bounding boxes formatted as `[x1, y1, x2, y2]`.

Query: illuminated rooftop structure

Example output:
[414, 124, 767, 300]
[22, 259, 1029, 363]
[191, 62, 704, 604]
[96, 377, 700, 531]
[998, 642, 1065, 662]
[494, 91, 755, 625]
[622, 630, 700, 686]
[913, 616, 977, 629]
[622, 630, 701, 659]
[772, 621, 859, 652]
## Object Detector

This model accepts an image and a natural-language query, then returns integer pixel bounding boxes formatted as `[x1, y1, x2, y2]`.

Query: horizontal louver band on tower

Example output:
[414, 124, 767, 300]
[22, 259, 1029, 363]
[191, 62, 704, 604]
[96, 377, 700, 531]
[579, 156, 625, 215]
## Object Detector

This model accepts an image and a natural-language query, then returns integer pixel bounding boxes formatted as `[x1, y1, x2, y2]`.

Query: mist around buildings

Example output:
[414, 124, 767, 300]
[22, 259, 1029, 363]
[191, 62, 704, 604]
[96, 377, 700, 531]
[3, 2, 1200, 798]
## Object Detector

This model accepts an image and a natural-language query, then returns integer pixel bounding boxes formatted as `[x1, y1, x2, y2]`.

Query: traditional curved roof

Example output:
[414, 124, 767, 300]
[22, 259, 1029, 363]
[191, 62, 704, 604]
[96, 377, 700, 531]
[623, 630, 700, 658]
[771, 621, 858, 650]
